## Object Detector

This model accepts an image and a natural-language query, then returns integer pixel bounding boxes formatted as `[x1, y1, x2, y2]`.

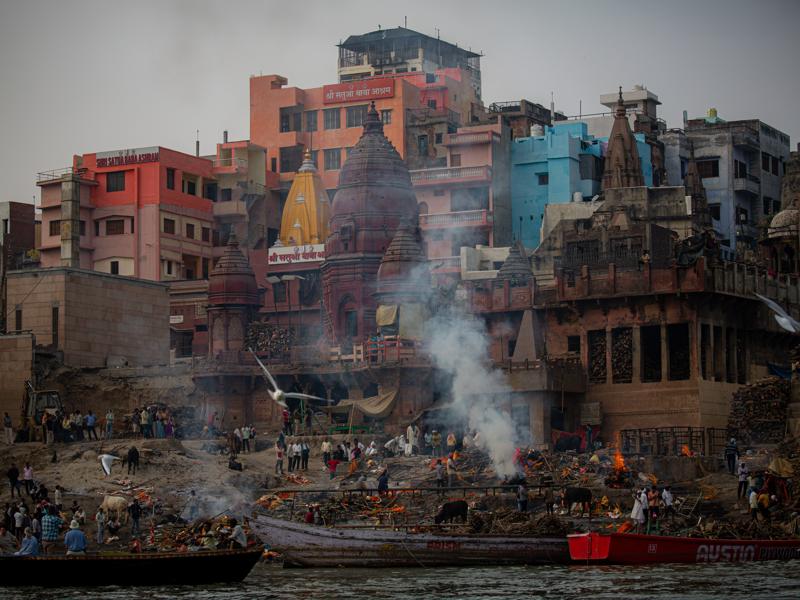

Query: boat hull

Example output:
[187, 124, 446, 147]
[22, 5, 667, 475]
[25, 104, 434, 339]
[0, 548, 263, 586]
[568, 532, 800, 565]
[252, 513, 569, 567]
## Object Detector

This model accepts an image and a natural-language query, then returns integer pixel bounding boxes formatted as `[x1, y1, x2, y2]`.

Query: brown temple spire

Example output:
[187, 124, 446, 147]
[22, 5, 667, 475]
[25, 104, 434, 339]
[602, 87, 645, 190]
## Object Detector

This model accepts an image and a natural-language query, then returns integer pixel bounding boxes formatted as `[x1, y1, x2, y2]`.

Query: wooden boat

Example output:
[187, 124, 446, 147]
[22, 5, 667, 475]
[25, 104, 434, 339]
[252, 512, 569, 567]
[0, 547, 263, 586]
[568, 531, 800, 565]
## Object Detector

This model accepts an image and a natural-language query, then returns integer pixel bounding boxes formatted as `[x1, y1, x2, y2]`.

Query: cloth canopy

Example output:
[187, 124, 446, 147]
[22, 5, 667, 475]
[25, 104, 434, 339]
[323, 389, 398, 419]
[376, 304, 398, 326]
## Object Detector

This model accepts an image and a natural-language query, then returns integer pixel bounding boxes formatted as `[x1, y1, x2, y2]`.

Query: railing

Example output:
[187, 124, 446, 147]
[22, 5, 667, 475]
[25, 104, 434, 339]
[240, 180, 267, 196]
[213, 157, 247, 169]
[733, 177, 759, 195]
[36, 167, 88, 182]
[419, 209, 490, 228]
[444, 131, 493, 145]
[409, 165, 491, 184]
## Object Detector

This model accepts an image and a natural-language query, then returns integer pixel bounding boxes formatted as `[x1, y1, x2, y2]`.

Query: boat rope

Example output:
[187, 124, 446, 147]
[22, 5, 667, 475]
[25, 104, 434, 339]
[400, 539, 427, 569]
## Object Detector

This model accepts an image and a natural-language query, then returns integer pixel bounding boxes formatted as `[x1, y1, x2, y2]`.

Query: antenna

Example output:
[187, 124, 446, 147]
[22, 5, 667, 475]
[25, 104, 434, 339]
[195, 129, 200, 157]
[404, 15, 407, 28]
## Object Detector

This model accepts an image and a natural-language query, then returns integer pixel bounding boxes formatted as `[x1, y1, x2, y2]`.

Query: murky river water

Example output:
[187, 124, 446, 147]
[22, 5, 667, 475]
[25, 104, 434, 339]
[3, 562, 799, 599]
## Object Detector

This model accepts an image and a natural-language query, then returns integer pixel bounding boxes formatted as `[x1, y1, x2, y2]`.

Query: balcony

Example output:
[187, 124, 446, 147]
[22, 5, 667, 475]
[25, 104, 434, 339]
[410, 165, 491, 186]
[420, 209, 491, 230]
[213, 199, 246, 217]
[36, 167, 92, 184]
[212, 157, 248, 174]
[444, 131, 494, 146]
[733, 175, 760, 196]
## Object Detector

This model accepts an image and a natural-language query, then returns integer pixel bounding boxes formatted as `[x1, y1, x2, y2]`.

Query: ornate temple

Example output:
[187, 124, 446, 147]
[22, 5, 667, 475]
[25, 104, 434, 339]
[602, 88, 645, 190]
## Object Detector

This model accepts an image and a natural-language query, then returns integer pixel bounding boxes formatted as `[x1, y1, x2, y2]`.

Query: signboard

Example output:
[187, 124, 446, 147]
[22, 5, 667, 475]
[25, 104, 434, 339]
[579, 402, 601, 425]
[268, 244, 325, 265]
[96, 146, 160, 168]
[323, 78, 395, 105]
[169, 315, 184, 325]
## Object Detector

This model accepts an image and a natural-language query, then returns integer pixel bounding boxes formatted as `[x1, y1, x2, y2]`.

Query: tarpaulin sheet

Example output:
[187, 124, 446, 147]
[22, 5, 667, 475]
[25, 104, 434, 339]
[324, 389, 398, 419]
[376, 304, 398, 326]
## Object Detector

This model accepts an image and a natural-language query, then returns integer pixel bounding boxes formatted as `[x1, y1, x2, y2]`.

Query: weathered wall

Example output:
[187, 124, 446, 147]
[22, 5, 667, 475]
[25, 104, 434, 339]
[0, 334, 32, 423]
[6, 268, 169, 368]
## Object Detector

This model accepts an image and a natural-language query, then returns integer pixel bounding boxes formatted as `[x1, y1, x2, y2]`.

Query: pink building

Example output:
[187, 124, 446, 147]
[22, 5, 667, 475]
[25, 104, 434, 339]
[411, 123, 512, 279]
[37, 146, 216, 281]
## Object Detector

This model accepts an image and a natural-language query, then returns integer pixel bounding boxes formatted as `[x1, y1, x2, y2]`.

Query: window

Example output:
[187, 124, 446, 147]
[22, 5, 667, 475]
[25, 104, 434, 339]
[427, 99, 437, 109]
[433, 189, 445, 197]
[697, 159, 719, 179]
[381, 110, 392, 125]
[94, 221, 100, 236]
[49, 220, 60, 236]
[130, 218, 134, 234]
[417, 135, 428, 157]
[79, 220, 86, 236]
[305, 111, 318, 132]
[709, 204, 721, 221]
[204, 182, 217, 201]
[734, 159, 747, 179]
[2, 219, 8, 235]
[324, 148, 342, 170]
[580, 155, 603, 181]
[450, 154, 461, 167]
[346, 105, 368, 128]
[762, 152, 771, 171]
[344, 310, 358, 338]
[184, 179, 196, 196]
[279, 107, 302, 133]
[537, 173, 549, 185]
[736, 207, 749, 225]
[435, 132, 443, 144]
[220, 188, 232, 202]
[15, 308, 22, 333]
[106, 171, 125, 192]
[567, 336, 580, 353]
[279, 146, 303, 173]
[164, 218, 175, 234]
[763, 197, 774, 215]
[772, 156, 780, 175]
[202, 258, 209, 279]
[201, 227, 210, 242]
[166, 260, 173, 275]
[641, 325, 662, 382]
[186, 223, 195, 239]
[270, 157, 277, 172]
[310, 150, 319, 166]
[272, 281, 287, 303]
[425, 73, 436, 83]
[106, 219, 125, 235]
[323, 108, 341, 130]
[110, 261, 119, 275]
[166, 168, 175, 190]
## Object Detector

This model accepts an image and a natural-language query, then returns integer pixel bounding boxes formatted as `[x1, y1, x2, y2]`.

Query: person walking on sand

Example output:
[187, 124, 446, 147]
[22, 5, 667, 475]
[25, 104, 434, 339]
[105, 410, 114, 440]
[275, 442, 285, 475]
[3, 413, 13, 445]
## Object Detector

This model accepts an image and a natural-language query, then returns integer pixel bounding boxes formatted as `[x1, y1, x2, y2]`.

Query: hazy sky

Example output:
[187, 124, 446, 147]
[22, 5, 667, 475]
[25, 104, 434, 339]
[1, 0, 798, 205]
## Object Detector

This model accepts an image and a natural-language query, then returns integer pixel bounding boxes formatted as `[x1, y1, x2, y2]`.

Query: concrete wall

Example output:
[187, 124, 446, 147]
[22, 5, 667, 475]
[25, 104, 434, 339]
[6, 268, 169, 368]
[0, 334, 32, 424]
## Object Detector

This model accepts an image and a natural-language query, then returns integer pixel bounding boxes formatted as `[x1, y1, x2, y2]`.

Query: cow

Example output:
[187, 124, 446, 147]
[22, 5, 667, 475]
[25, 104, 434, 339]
[434, 500, 469, 525]
[561, 487, 592, 517]
[126, 446, 140, 475]
[100, 495, 129, 523]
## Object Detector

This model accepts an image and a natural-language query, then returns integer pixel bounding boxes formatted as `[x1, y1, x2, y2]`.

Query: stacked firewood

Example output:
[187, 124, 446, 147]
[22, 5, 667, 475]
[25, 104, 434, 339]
[611, 328, 633, 383]
[588, 331, 607, 384]
[245, 322, 296, 358]
[727, 377, 790, 444]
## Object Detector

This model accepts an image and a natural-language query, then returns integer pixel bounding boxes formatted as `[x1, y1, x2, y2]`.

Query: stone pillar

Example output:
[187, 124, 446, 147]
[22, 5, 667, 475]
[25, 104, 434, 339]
[60, 177, 81, 268]
[660, 323, 668, 381]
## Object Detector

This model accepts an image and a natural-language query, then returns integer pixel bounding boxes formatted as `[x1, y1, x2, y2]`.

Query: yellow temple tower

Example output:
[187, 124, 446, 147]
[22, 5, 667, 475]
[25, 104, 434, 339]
[278, 150, 330, 246]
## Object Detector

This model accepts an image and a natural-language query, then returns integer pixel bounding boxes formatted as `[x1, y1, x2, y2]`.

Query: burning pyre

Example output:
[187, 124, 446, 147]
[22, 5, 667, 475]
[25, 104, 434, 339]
[604, 434, 632, 488]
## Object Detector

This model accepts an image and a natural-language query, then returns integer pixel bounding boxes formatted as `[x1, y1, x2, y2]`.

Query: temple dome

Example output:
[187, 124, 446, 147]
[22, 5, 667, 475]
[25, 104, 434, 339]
[768, 208, 800, 239]
[497, 241, 532, 283]
[208, 232, 259, 305]
[376, 218, 429, 297]
[278, 149, 329, 245]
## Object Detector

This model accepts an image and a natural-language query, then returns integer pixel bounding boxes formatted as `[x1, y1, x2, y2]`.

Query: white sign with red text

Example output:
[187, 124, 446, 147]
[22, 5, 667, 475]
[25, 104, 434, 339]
[268, 244, 325, 265]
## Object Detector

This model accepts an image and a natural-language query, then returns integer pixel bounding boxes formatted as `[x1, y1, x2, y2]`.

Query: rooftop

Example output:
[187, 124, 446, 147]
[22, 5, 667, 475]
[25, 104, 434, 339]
[338, 27, 481, 59]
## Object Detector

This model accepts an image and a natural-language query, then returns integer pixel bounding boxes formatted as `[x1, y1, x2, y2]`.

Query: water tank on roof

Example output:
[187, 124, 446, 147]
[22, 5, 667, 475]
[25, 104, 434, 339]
[572, 192, 582, 203]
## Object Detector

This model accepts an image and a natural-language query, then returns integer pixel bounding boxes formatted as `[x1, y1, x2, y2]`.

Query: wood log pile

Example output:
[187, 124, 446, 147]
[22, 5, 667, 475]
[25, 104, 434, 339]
[611, 328, 633, 383]
[588, 331, 607, 384]
[460, 511, 569, 537]
[245, 322, 296, 358]
[727, 377, 790, 444]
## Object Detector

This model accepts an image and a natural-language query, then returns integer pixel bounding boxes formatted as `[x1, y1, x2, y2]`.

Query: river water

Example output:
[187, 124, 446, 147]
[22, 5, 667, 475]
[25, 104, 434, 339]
[4, 562, 799, 599]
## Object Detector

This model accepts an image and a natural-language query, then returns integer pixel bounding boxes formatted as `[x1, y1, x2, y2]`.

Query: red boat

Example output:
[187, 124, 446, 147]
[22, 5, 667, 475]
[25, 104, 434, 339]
[568, 531, 800, 565]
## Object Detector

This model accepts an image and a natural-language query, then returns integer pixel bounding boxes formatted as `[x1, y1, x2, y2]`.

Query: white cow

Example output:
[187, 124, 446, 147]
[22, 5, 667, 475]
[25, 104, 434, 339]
[100, 495, 129, 523]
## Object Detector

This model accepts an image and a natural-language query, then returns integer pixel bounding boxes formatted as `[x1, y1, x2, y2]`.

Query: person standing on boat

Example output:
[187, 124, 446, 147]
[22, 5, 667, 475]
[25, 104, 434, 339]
[661, 486, 674, 520]
[724, 438, 739, 475]
[95, 507, 106, 545]
[228, 518, 247, 550]
[64, 520, 87, 555]
[737, 462, 749, 499]
[639, 488, 649, 528]
[630, 489, 645, 530]
[749, 488, 759, 521]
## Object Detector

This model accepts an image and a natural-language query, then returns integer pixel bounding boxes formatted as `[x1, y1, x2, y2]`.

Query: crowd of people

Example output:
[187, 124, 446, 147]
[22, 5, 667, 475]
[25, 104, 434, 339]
[129, 406, 178, 439]
[3, 409, 117, 445]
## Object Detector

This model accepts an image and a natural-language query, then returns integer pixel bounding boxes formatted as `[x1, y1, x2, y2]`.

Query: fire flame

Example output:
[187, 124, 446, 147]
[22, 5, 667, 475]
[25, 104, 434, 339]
[613, 432, 626, 471]
[681, 444, 693, 457]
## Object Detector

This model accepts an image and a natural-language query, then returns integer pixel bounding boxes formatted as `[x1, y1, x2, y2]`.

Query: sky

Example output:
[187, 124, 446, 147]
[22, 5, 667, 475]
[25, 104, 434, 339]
[1, 0, 798, 205]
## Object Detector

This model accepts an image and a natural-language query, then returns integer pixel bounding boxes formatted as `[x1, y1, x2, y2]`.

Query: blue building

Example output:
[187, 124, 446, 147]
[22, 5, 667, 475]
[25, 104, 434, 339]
[511, 122, 652, 248]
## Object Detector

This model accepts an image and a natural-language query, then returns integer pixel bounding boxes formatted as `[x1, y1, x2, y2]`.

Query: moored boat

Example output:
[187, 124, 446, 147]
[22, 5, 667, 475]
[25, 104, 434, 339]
[252, 512, 569, 567]
[568, 531, 800, 565]
[0, 547, 263, 586]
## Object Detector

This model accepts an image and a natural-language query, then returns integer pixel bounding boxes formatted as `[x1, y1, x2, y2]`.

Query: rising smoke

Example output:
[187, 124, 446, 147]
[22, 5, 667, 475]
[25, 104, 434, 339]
[425, 307, 518, 478]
